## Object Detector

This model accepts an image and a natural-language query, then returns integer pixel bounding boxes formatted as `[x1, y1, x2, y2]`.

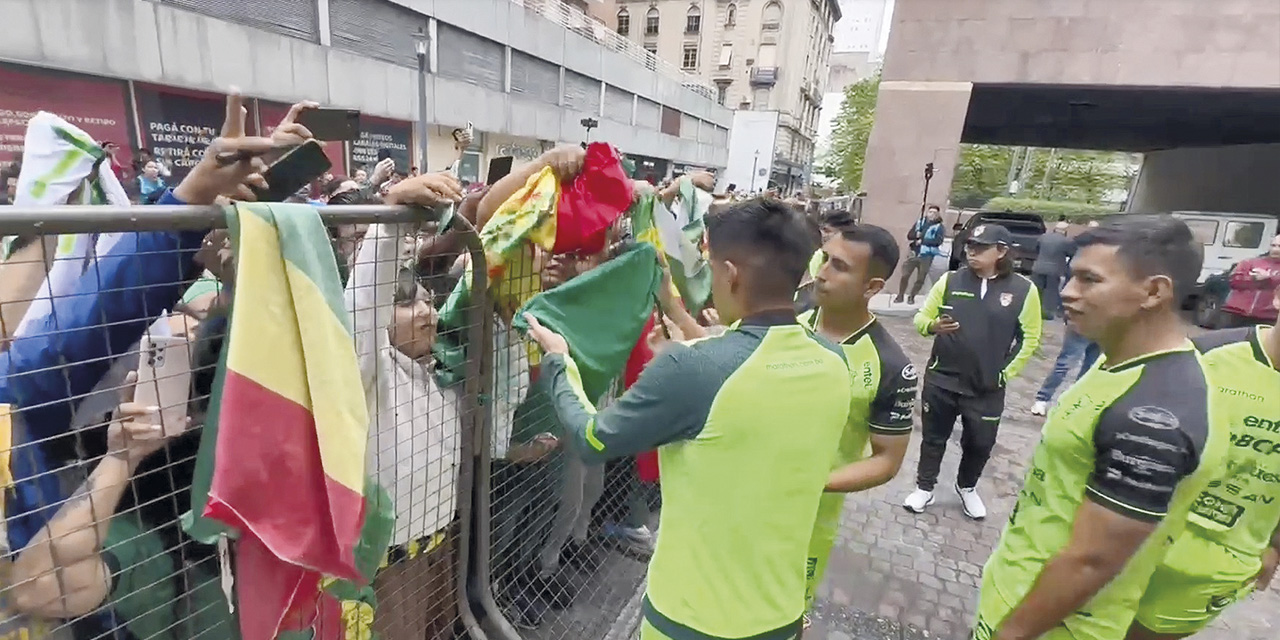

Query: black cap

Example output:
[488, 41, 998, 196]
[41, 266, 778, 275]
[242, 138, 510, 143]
[968, 223, 1013, 246]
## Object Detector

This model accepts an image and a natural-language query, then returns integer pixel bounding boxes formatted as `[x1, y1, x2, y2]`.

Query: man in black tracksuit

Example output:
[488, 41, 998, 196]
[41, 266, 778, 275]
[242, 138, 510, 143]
[902, 224, 1043, 520]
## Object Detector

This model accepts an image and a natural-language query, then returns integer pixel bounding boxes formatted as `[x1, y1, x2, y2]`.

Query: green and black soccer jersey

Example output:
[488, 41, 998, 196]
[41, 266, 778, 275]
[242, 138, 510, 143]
[1186, 326, 1280, 563]
[976, 345, 1229, 640]
[540, 311, 855, 640]
[798, 310, 917, 607]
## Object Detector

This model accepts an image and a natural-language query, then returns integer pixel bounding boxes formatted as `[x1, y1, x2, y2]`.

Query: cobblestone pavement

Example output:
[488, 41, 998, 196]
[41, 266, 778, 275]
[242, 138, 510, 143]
[808, 316, 1280, 640]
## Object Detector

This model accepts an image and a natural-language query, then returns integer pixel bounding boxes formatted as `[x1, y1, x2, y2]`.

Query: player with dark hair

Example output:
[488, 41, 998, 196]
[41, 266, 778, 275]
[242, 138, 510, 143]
[905, 224, 1043, 520]
[974, 215, 1229, 640]
[524, 197, 856, 640]
[799, 223, 918, 612]
[1128, 281, 1280, 640]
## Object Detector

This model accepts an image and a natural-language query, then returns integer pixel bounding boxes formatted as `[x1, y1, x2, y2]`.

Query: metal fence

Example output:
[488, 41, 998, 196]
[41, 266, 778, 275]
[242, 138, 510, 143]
[0, 203, 653, 640]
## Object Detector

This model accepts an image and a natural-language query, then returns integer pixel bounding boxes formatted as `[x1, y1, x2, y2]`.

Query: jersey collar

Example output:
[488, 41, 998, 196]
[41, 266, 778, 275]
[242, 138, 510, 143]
[805, 309, 877, 344]
[1101, 342, 1196, 373]
[734, 309, 799, 329]
[1249, 325, 1276, 369]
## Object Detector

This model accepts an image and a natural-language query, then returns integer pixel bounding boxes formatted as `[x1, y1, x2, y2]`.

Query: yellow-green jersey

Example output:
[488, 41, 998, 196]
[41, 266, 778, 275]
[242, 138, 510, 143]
[1186, 325, 1280, 561]
[974, 345, 1229, 640]
[798, 310, 918, 607]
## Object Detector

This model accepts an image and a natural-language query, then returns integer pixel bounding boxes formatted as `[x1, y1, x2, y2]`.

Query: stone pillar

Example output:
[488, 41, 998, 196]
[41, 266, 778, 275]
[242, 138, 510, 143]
[859, 81, 972, 292]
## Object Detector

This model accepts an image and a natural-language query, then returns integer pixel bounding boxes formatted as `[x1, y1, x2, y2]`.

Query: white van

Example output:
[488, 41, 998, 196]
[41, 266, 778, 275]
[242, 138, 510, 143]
[1170, 211, 1278, 284]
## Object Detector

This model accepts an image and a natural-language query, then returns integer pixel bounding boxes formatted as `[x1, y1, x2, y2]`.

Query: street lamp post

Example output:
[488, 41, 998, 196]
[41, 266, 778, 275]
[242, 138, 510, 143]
[414, 26, 430, 171]
[750, 150, 759, 193]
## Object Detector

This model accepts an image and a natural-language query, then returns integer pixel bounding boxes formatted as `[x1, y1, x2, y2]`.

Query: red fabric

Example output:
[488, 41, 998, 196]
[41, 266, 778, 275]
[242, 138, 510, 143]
[625, 313, 661, 483]
[554, 142, 633, 255]
[1224, 256, 1280, 321]
[205, 371, 366, 639]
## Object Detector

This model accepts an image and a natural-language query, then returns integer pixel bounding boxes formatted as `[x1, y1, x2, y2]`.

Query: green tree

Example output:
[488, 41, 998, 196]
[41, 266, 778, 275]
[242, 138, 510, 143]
[818, 71, 880, 190]
[951, 144, 1016, 208]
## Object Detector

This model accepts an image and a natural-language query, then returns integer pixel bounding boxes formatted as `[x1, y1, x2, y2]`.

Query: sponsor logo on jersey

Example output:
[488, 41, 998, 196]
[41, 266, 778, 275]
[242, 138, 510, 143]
[999, 292, 1013, 307]
[901, 364, 918, 381]
[1229, 432, 1280, 455]
[1243, 415, 1280, 433]
[1219, 386, 1266, 403]
[1128, 406, 1180, 431]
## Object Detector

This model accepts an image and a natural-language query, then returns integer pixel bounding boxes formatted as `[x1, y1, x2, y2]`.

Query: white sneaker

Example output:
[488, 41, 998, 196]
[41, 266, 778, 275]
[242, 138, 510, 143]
[1030, 400, 1048, 416]
[902, 488, 935, 514]
[956, 484, 987, 520]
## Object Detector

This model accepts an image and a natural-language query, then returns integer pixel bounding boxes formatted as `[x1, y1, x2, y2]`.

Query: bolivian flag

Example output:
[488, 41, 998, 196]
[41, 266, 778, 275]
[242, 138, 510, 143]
[201, 203, 372, 639]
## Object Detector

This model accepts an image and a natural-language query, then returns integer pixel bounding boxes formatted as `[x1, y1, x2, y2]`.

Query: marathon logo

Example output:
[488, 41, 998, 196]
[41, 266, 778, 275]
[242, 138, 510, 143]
[1243, 415, 1280, 434]
[1219, 386, 1266, 403]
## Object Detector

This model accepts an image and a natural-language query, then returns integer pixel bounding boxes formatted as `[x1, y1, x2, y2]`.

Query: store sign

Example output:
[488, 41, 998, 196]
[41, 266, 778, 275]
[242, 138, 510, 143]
[257, 100, 347, 177]
[134, 84, 235, 178]
[349, 115, 412, 174]
[0, 63, 132, 166]
[495, 142, 541, 161]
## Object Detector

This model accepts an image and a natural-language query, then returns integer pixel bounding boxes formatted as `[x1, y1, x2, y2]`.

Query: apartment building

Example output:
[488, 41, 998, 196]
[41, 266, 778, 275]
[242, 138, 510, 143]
[603, 1, 840, 190]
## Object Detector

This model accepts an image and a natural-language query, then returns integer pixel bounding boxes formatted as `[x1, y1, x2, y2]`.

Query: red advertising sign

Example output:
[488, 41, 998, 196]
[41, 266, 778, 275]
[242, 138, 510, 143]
[256, 100, 347, 177]
[133, 83, 255, 179]
[0, 62, 133, 167]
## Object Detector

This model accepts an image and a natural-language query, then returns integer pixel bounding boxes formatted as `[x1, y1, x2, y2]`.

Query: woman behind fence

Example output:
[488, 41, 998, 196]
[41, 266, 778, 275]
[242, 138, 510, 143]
[341, 173, 468, 640]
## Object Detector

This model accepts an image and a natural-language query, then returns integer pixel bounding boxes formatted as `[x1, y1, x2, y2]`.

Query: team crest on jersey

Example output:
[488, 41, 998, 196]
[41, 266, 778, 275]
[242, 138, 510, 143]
[999, 292, 1013, 307]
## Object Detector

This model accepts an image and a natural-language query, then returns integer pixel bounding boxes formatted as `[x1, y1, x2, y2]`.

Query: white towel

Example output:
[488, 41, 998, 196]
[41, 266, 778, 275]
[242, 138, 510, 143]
[7, 112, 132, 337]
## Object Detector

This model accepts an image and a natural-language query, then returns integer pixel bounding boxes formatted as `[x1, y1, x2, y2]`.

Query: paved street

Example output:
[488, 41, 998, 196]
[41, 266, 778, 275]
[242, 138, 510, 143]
[808, 315, 1280, 640]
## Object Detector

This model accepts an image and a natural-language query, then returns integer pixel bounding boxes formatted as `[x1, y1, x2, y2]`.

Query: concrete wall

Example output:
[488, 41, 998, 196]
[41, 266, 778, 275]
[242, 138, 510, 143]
[1130, 144, 1280, 216]
[0, 0, 731, 167]
[883, 0, 1280, 88]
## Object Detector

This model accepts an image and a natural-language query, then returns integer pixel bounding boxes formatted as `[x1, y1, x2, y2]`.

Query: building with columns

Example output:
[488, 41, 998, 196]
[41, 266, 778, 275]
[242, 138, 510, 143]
[861, 0, 1280, 286]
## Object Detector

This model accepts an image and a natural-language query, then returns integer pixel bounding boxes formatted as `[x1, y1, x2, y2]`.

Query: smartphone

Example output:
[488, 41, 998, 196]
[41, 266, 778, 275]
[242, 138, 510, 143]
[135, 334, 192, 435]
[486, 156, 514, 184]
[376, 148, 393, 162]
[253, 140, 333, 202]
[298, 108, 361, 141]
[938, 304, 955, 324]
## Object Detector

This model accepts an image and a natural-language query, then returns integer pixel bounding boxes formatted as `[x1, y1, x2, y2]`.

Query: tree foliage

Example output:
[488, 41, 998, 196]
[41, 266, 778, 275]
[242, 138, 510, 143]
[817, 71, 880, 190]
[952, 145, 1136, 209]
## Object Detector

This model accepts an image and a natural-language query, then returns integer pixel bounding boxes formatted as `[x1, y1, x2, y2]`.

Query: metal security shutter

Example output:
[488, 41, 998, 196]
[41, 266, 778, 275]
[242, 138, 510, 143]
[329, 0, 426, 68]
[698, 120, 714, 144]
[563, 71, 601, 115]
[681, 113, 698, 140]
[636, 98, 660, 130]
[604, 85, 633, 123]
[437, 24, 504, 92]
[161, 0, 320, 42]
[511, 51, 560, 105]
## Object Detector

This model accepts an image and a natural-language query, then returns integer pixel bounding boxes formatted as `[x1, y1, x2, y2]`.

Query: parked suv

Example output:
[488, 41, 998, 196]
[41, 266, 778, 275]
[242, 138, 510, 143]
[949, 211, 1047, 275]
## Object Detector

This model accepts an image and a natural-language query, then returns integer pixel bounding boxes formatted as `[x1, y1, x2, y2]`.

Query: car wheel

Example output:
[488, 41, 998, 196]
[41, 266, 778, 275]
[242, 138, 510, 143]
[1195, 295, 1221, 329]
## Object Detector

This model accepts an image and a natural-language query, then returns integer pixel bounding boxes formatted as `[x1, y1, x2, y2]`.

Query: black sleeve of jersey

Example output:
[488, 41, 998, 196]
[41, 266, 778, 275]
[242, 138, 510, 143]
[1086, 398, 1202, 523]
[867, 327, 918, 435]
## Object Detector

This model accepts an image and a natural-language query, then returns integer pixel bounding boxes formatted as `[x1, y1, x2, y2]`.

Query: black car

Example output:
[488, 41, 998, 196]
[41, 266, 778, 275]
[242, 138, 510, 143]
[949, 211, 1047, 275]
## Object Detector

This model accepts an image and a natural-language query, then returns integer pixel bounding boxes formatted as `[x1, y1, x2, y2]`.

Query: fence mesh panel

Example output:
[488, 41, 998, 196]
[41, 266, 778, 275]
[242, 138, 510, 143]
[0, 205, 484, 640]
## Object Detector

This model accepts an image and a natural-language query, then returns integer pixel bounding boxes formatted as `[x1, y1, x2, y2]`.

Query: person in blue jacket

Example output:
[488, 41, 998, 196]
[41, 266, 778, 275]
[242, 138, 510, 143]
[1, 93, 288, 551]
[895, 204, 946, 305]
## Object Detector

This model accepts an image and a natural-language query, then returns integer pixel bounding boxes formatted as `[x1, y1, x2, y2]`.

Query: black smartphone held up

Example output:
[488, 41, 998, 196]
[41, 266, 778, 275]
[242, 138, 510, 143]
[376, 148, 393, 162]
[486, 156, 514, 185]
[252, 140, 332, 203]
[297, 108, 361, 141]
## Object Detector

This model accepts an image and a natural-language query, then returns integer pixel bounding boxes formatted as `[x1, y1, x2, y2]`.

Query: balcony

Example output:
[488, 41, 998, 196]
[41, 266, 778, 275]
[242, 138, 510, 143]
[750, 66, 778, 87]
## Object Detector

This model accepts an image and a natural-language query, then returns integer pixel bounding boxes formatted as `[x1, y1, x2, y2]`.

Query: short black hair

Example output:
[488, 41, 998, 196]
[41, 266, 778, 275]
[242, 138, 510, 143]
[1075, 215, 1203, 302]
[926, 204, 941, 212]
[707, 197, 816, 302]
[837, 224, 901, 280]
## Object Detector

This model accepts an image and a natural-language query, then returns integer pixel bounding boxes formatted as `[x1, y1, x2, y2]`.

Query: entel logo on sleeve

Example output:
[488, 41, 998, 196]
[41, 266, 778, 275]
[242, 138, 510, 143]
[1128, 406, 1180, 431]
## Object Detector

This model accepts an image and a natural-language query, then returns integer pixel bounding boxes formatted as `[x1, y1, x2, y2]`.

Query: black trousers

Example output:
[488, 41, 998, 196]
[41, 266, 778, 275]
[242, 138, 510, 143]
[915, 382, 1006, 491]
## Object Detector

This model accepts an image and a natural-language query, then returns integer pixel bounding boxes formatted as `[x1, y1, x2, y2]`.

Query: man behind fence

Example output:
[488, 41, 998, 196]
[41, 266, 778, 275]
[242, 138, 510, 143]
[524, 198, 854, 640]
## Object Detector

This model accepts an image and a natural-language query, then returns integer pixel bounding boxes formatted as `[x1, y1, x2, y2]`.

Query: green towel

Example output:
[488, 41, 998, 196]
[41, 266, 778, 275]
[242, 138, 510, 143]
[512, 243, 663, 402]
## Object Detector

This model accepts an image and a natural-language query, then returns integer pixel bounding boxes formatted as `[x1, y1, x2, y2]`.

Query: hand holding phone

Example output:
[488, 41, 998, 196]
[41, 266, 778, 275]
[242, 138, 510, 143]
[252, 140, 332, 202]
[932, 305, 960, 334]
[297, 108, 361, 141]
[133, 334, 193, 435]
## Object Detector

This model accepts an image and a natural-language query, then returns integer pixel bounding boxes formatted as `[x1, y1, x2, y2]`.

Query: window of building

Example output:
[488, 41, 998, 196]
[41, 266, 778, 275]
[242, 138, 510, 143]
[645, 7, 660, 36]
[762, 1, 782, 31]
[726, 3, 737, 27]
[716, 82, 730, 105]
[617, 8, 630, 35]
[718, 43, 733, 68]
[757, 43, 778, 67]
[682, 44, 699, 70]
[686, 6, 701, 34]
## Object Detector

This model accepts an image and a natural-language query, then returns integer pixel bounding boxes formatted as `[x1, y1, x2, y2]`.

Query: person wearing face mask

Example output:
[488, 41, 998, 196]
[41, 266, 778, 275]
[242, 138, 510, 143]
[340, 171, 466, 640]
[904, 224, 1043, 520]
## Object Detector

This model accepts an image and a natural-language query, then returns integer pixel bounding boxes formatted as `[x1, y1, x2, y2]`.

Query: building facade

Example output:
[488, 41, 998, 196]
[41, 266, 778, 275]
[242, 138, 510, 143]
[0, 0, 731, 182]
[604, 0, 841, 190]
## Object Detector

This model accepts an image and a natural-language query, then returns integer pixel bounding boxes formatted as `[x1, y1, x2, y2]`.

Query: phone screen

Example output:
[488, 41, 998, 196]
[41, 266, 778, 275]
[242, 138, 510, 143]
[254, 140, 332, 202]
[486, 156, 514, 184]
[297, 108, 361, 141]
[377, 148, 393, 162]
